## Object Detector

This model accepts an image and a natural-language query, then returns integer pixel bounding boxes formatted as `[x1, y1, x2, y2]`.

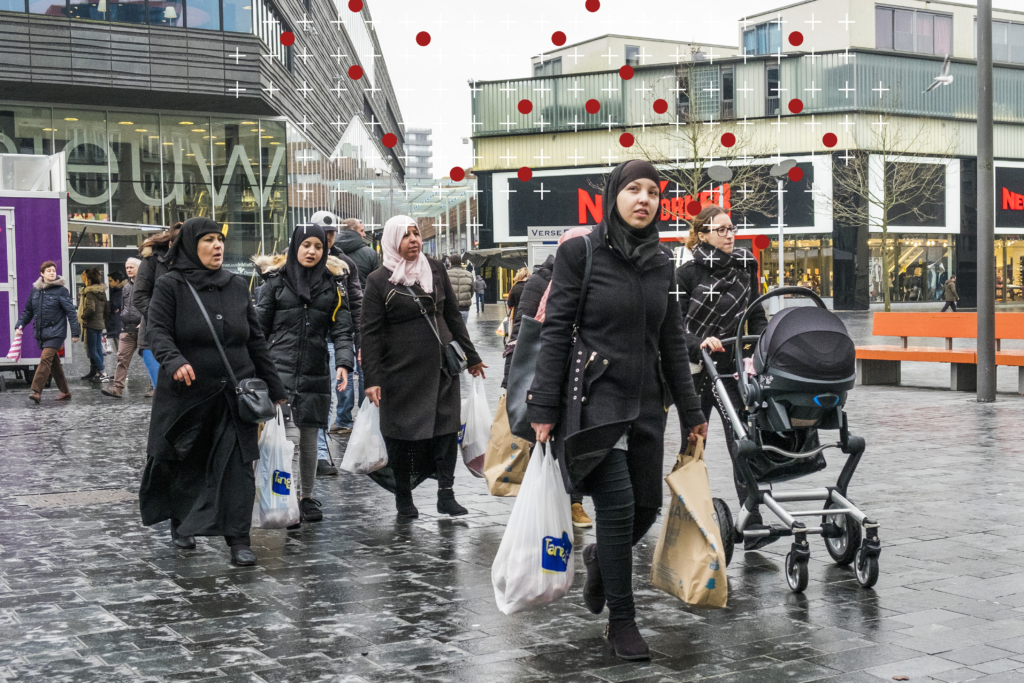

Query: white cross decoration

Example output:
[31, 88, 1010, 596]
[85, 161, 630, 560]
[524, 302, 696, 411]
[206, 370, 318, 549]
[262, 15, 279, 30]
[297, 185, 313, 199]
[329, 13, 345, 31]
[770, 114, 789, 131]
[363, 183, 382, 199]
[737, 251, 757, 267]
[329, 116, 345, 132]
[670, 47, 687, 65]
[839, 114, 855, 132]
[534, 183, 550, 200]
[840, 14, 855, 30]
[499, 116, 517, 133]
[601, 149, 619, 166]
[534, 149, 551, 166]
[601, 48, 618, 66]
[497, 186, 517, 198]
[296, 114, 314, 131]
[468, 81, 482, 99]
[534, 115, 551, 132]
[839, 149, 855, 166]
[737, 215, 754, 229]
[228, 81, 246, 98]
[294, 46, 313, 66]
[569, 114, 583, 133]
[636, 47, 653, 65]
[804, 47, 819, 65]
[297, 81, 313, 98]
[329, 47, 346, 65]
[297, 13, 313, 31]
[499, 149, 517, 166]
[229, 47, 246, 65]
[567, 149, 585, 166]
[871, 115, 889, 130]
[804, 114, 821, 130]
[470, 115, 484, 131]
[330, 81, 347, 98]
[567, 47, 585, 65]
[805, 13, 821, 30]
[601, 80, 619, 97]
[737, 80, 754, 99]
[601, 115, 620, 133]
[872, 81, 889, 99]
[635, 80, 653, 99]
[499, 82, 517, 99]
[634, 114, 652, 132]
[804, 81, 822, 99]
[839, 81, 855, 98]
[567, 80, 585, 98]
[297, 148, 315, 162]
[701, 283, 721, 300]
[737, 116, 754, 129]
[262, 81, 280, 98]
[737, 183, 752, 199]
[671, 285, 687, 302]
[842, 47, 856, 65]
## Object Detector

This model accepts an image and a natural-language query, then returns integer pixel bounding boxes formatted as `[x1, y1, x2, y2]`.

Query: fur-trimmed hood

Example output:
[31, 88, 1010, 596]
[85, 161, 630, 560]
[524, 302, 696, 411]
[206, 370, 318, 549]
[33, 276, 66, 290]
[81, 284, 106, 295]
[252, 253, 349, 278]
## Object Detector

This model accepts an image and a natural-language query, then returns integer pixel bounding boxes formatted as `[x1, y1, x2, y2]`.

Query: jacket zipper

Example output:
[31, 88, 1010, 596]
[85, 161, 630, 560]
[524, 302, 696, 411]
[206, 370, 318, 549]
[296, 302, 308, 391]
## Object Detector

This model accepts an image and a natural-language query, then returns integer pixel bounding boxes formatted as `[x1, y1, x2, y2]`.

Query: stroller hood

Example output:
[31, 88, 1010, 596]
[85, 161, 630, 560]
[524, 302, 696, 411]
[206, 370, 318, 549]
[754, 306, 856, 383]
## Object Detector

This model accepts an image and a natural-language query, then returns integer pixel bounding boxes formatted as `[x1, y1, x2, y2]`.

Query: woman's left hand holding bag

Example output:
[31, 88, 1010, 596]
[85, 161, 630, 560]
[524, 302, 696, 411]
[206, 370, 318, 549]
[468, 362, 488, 379]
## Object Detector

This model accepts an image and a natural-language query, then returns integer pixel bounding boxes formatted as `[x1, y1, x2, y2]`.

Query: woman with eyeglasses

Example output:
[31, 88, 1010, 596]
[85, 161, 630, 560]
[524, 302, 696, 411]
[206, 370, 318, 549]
[675, 205, 770, 551]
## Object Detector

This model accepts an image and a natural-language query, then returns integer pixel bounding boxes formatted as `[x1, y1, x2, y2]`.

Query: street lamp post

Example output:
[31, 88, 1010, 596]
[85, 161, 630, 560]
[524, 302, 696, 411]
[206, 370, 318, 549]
[768, 159, 798, 312]
[978, 0, 996, 402]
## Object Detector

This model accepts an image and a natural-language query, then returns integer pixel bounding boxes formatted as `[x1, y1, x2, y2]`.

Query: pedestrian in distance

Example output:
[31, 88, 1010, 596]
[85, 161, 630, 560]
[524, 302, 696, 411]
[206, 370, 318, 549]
[675, 205, 771, 550]
[336, 217, 380, 289]
[473, 272, 486, 314]
[14, 260, 80, 403]
[527, 159, 708, 661]
[254, 223, 354, 523]
[78, 268, 110, 382]
[106, 270, 125, 355]
[447, 254, 474, 324]
[361, 215, 487, 519]
[102, 258, 145, 398]
[135, 223, 181, 396]
[139, 217, 287, 567]
[502, 267, 530, 380]
[941, 276, 959, 312]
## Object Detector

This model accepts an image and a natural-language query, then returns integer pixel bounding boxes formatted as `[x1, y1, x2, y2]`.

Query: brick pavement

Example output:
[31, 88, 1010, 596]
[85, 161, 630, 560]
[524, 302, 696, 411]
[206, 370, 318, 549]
[2, 309, 1024, 682]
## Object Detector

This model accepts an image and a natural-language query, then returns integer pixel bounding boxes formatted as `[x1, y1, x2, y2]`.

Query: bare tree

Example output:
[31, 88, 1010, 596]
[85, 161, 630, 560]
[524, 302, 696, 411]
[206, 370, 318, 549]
[821, 98, 957, 311]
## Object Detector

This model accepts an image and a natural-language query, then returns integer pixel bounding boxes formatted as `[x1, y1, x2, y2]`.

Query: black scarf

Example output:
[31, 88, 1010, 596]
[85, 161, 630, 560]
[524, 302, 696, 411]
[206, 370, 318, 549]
[601, 160, 664, 271]
[282, 223, 330, 304]
[684, 242, 757, 341]
[165, 217, 234, 289]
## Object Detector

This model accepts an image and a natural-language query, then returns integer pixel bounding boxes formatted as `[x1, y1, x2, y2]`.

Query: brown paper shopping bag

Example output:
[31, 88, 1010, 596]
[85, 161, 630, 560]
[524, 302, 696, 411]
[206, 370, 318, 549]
[483, 393, 533, 497]
[650, 438, 728, 608]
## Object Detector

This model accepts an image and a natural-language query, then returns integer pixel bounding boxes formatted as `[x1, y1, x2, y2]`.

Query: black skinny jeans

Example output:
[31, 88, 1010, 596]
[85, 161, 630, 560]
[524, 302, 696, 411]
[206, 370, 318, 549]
[583, 448, 659, 621]
[698, 371, 750, 506]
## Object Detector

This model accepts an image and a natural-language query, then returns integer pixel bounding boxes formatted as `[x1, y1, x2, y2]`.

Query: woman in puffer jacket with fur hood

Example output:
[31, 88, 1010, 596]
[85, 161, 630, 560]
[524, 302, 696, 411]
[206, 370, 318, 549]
[253, 224, 354, 526]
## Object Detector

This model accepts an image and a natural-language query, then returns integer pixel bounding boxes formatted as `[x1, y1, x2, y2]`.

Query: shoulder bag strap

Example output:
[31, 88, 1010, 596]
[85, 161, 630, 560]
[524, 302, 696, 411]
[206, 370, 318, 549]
[184, 279, 241, 390]
[404, 286, 446, 349]
[571, 236, 594, 336]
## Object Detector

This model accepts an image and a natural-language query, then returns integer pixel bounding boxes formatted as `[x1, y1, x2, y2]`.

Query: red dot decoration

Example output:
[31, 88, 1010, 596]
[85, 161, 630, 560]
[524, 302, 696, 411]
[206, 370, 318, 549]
[686, 200, 703, 216]
[788, 167, 804, 182]
[518, 167, 533, 182]
[280, 31, 295, 46]
[347, 0, 362, 11]
[585, 0, 600, 11]
[348, 65, 363, 80]
[754, 234, 771, 250]
[721, 132, 736, 148]
[450, 167, 466, 182]
[619, 65, 634, 80]
[416, 31, 431, 46]
[382, 133, 397, 148]
[653, 99, 668, 114]
[789, 31, 804, 46]
[619, 132, 634, 147]
[585, 99, 601, 114]
[552, 31, 566, 46]
[823, 132, 838, 148]
[788, 99, 804, 114]
[517, 99, 533, 115]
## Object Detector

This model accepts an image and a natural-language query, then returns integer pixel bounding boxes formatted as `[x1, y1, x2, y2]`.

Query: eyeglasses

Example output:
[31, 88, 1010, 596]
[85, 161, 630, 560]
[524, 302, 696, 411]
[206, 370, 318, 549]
[706, 226, 738, 236]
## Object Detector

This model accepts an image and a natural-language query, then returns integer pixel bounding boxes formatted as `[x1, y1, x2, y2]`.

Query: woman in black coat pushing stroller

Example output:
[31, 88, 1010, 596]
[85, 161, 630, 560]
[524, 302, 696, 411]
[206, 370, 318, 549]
[255, 224, 354, 525]
[675, 205, 771, 550]
[527, 160, 707, 661]
[140, 218, 287, 567]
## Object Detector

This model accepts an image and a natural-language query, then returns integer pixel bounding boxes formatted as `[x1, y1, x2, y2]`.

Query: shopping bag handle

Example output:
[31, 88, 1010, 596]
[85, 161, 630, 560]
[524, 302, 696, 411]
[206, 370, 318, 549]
[675, 436, 705, 469]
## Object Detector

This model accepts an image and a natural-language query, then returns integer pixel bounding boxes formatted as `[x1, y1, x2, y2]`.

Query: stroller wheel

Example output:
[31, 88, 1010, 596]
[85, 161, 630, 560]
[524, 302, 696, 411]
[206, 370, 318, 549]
[785, 551, 809, 593]
[712, 498, 734, 567]
[822, 500, 861, 567]
[855, 547, 879, 589]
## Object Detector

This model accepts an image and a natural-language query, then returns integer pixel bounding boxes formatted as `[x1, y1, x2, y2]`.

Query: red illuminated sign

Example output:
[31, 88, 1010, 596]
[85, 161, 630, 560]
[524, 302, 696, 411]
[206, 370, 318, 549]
[1003, 187, 1024, 211]
[578, 181, 732, 225]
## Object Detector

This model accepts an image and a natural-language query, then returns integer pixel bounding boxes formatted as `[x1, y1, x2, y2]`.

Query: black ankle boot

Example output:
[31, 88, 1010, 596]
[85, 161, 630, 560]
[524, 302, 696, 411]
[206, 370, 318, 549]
[170, 521, 195, 550]
[396, 491, 418, 518]
[583, 543, 606, 614]
[437, 488, 467, 516]
[606, 618, 650, 661]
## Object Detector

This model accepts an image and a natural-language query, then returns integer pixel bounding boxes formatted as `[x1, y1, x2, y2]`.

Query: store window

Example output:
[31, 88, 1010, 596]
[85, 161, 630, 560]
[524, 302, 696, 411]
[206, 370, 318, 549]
[0, 106, 54, 156]
[160, 116, 214, 226]
[55, 109, 111, 222]
[762, 236, 833, 298]
[109, 113, 162, 225]
[868, 234, 954, 303]
[876, 6, 952, 55]
[996, 236, 1024, 301]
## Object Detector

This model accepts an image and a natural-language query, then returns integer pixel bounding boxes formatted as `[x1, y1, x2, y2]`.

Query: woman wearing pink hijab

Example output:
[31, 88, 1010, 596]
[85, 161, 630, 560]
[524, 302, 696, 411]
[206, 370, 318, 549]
[361, 215, 487, 518]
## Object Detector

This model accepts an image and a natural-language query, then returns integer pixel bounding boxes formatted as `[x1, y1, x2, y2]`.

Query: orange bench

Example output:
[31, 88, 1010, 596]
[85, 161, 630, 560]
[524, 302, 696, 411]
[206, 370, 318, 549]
[855, 312, 1024, 393]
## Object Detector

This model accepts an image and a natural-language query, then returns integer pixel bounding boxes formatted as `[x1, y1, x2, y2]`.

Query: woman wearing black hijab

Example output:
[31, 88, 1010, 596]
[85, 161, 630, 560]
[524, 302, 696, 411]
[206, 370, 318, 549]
[255, 223, 354, 524]
[140, 217, 287, 567]
[527, 160, 708, 661]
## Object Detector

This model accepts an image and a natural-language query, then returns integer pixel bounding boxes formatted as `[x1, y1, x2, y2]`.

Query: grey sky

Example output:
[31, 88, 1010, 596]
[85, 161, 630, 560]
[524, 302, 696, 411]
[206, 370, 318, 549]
[370, 0, 992, 177]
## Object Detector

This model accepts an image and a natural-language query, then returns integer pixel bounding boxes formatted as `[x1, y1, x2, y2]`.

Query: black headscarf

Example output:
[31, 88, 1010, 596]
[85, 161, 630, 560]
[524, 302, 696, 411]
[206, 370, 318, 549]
[165, 217, 234, 288]
[282, 223, 331, 304]
[602, 159, 664, 271]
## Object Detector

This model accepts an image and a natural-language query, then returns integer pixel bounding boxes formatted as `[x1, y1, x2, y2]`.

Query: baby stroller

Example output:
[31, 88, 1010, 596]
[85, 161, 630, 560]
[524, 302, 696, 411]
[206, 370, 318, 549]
[703, 287, 880, 593]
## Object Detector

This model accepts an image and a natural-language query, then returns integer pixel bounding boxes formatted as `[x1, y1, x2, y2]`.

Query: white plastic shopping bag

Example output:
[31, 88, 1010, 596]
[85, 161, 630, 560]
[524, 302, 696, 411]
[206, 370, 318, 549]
[252, 406, 300, 529]
[491, 442, 574, 615]
[459, 373, 490, 478]
[341, 397, 388, 474]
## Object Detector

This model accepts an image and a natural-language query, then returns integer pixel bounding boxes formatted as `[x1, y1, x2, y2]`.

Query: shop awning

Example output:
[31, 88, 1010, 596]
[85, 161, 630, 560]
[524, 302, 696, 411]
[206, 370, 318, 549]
[465, 247, 528, 271]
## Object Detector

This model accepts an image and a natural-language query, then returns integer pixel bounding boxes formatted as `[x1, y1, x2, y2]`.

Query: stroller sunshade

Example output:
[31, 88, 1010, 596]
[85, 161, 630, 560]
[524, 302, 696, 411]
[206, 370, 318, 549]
[754, 306, 856, 382]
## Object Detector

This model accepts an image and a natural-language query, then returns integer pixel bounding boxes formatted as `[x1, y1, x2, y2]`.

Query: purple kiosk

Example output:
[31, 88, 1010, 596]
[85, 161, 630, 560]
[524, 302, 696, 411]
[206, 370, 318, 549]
[0, 153, 70, 391]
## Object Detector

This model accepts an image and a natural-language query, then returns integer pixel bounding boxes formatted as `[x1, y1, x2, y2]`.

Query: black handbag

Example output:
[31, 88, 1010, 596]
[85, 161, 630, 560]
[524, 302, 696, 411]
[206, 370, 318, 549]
[405, 286, 468, 378]
[506, 236, 592, 442]
[185, 280, 277, 424]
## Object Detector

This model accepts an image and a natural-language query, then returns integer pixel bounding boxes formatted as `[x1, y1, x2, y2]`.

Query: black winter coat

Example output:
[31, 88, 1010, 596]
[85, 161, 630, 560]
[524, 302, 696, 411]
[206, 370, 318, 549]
[134, 243, 171, 350]
[334, 230, 379, 290]
[15, 277, 81, 349]
[106, 283, 124, 336]
[675, 258, 768, 370]
[526, 222, 705, 502]
[145, 270, 287, 462]
[329, 246, 363, 348]
[361, 259, 483, 441]
[255, 258, 355, 428]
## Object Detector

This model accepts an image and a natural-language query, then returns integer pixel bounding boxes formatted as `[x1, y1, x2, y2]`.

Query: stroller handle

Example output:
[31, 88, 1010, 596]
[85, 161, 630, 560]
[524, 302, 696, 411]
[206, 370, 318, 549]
[734, 287, 827, 405]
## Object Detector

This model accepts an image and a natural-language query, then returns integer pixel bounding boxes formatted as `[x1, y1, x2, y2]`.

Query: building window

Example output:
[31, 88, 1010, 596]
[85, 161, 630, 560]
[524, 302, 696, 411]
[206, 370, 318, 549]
[625, 45, 640, 67]
[876, 6, 952, 55]
[979, 20, 1024, 64]
[222, 0, 250, 32]
[533, 58, 562, 77]
[187, 0, 220, 30]
[677, 73, 690, 116]
[766, 64, 780, 116]
[253, 0, 287, 66]
[742, 21, 781, 56]
[721, 65, 734, 120]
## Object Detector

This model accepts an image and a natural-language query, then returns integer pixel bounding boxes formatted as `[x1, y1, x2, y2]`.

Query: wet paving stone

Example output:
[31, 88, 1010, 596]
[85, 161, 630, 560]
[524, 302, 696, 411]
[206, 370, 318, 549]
[5, 310, 1024, 681]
